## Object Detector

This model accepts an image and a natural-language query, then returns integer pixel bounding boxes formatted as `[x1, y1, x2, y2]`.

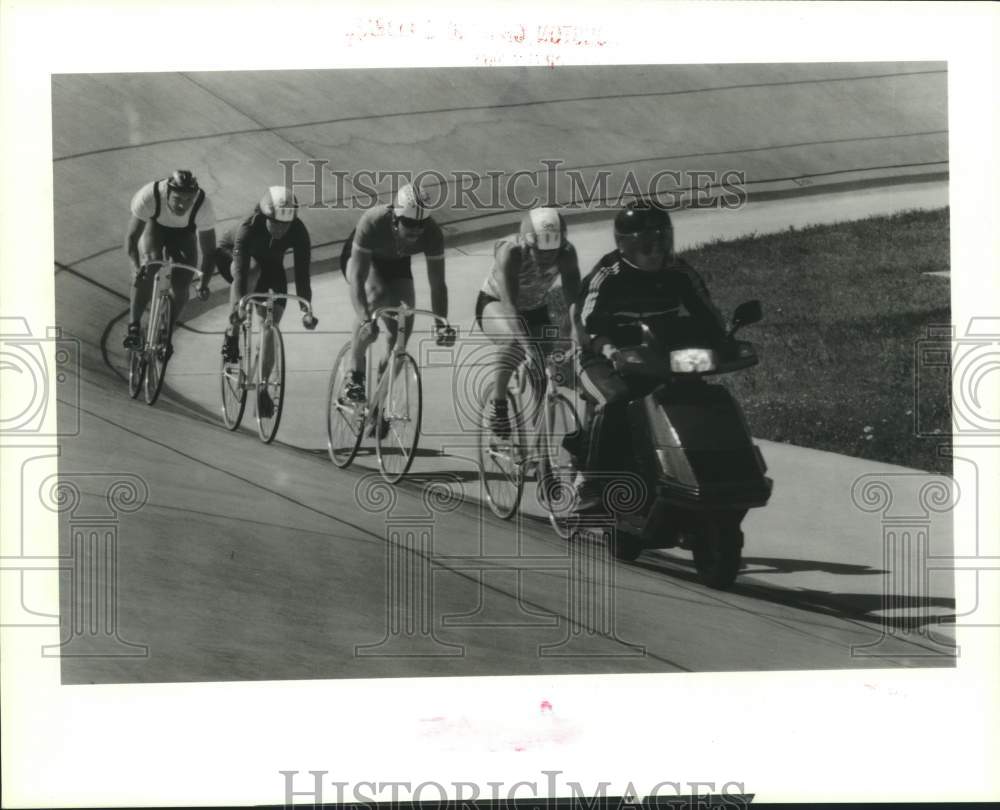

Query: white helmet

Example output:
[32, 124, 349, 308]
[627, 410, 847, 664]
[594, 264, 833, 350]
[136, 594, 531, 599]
[521, 206, 566, 251]
[393, 183, 431, 222]
[260, 186, 298, 222]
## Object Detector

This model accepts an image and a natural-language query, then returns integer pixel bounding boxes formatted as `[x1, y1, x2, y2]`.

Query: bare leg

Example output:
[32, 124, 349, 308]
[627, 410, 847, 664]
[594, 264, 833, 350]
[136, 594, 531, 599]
[129, 270, 156, 326]
[169, 272, 192, 326]
[479, 301, 529, 401]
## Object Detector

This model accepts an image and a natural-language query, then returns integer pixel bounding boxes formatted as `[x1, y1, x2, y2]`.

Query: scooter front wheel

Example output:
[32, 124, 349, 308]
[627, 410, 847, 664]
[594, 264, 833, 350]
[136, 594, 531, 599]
[691, 511, 744, 589]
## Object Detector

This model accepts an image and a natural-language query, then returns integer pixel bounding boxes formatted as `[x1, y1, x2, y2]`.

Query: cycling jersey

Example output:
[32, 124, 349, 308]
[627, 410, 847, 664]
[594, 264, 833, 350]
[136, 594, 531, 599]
[480, 236, 576, 311]
[354, 204, 443, 262]
[130, 179, 216, 232]
[578, 251, 726, 353]
[218, 210, 312, 302]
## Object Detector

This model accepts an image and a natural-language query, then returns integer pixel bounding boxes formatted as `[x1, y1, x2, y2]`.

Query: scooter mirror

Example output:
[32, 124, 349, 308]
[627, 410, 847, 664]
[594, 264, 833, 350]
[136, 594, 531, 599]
[731, 300, 762, 332]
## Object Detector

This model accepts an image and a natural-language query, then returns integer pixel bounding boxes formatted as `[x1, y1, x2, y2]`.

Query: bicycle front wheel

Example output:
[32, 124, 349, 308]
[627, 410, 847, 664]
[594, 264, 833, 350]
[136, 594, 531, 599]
[220, 326, 247, 430]
[128, 342, 146, 400]
[326, 341, 364, 468]
[477, 390, 526, 519]
[539, 392, 583, 539]
[144, 296, 173, 405]
[375, 353, 422, 484]
[256, 324, 285, 444]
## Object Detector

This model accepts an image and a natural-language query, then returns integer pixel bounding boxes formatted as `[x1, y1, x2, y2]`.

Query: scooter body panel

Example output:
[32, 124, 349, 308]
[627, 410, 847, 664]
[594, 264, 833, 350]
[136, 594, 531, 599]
[625, 380, 772, 545]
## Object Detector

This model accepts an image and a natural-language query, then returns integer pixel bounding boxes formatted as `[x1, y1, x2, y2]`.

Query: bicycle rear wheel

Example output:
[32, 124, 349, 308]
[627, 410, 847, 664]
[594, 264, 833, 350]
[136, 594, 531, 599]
[256, 324, 285, 444]
[375, 353, 422, 484]
[477, 388, 526, 519]
[144, 295, 173, 405]
[538, 392, 583, 539]
[220, 325, 247, 430]
[326, 341, 365, 468]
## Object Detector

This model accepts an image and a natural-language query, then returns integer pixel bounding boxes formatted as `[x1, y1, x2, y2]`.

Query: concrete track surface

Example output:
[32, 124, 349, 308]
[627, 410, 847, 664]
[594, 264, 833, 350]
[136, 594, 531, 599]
[51, 65, 955, 684]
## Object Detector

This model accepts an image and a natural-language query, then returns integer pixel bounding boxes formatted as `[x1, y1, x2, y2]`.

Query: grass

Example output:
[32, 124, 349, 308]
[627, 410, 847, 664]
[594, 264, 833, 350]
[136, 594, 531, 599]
[680, 207, 952, 474]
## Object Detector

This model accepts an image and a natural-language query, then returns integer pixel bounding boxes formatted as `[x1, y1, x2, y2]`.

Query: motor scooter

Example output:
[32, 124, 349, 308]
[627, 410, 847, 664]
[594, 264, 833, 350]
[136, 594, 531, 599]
[577, 300, 772, 589]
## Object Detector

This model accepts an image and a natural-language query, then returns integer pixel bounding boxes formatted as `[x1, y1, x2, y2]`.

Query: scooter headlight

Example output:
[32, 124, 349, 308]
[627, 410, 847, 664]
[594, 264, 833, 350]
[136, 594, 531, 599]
[669, 348, 716, 373]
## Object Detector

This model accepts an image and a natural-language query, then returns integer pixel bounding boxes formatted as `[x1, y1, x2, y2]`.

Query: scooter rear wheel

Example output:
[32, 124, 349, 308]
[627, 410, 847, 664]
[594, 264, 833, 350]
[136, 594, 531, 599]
[691, 512, 744, 589]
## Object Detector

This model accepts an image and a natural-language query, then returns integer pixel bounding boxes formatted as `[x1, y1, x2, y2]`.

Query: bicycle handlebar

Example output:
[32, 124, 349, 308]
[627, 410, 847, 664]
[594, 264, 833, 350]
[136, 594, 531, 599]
[238, 293, 314, 318]
[142, 259, 206, 281]
[369, 304, 447, 325]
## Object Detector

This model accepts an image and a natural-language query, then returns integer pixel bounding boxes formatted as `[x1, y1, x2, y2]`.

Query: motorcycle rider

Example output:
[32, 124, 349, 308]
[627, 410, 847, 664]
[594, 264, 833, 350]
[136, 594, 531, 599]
[571, 198, 728, 510]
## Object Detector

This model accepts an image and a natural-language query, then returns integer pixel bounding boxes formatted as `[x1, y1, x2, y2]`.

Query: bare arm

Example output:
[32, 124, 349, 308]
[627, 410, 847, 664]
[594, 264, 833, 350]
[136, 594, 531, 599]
[124, 216, 145, 272]
[197, 229, 216, 288]
[493, 243, 524, 330]
[426, 256, 448, 321]
[346, 247, 372, 320]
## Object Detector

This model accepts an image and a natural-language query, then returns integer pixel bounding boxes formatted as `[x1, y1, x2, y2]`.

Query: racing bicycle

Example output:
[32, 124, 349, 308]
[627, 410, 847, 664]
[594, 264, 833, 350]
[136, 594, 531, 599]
[327, 304, 443, 484]
[127, 259, 204, 406]
[220, 292, 314, 444]
[477, 340, 585, 534]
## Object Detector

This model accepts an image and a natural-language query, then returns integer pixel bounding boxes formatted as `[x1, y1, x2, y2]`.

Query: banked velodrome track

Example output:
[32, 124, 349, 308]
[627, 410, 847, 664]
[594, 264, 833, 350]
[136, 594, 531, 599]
[51, 64, 954, 683]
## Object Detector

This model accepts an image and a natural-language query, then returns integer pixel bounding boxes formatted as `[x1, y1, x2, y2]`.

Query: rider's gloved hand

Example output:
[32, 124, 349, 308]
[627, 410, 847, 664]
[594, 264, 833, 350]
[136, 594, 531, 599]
[601, 343, 626, 372]
[433, 319, 457, 347]
[299, 301, 319, 330]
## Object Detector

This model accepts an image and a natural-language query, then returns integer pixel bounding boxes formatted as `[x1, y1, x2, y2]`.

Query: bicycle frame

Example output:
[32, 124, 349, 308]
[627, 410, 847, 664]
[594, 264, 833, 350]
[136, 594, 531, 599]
[236, 292, 314, 392]
[142, 259, 205, 350]
[365, 303, 438, 421]
[503, 340, 563, 465]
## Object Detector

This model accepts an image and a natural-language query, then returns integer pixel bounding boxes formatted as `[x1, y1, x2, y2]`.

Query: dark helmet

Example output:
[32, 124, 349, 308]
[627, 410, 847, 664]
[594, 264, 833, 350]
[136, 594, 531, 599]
[167, 170, 199, 194]
[614, 198, 672, 236]
[614, 198, 674, 267]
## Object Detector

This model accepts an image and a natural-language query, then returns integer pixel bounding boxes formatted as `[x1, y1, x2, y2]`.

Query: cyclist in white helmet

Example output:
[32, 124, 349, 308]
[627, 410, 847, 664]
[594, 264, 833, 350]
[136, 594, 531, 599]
[338, 181, 455, 404]
[123, 169, 216, 354]
[477, 205, 582, 438]
[216, 186, 318, 417]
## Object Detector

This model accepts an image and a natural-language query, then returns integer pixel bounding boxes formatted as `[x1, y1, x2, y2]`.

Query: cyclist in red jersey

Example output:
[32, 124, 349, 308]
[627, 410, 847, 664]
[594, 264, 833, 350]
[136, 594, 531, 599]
[338, 182, 455, 404]
[123, 170, 216, 352]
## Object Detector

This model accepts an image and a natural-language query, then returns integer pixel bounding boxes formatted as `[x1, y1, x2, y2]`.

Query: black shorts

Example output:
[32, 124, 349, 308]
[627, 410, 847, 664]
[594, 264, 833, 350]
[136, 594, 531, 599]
[339, 230, 413, 281]
[474, 291, 550, 333]
[139, 222, 198, 269]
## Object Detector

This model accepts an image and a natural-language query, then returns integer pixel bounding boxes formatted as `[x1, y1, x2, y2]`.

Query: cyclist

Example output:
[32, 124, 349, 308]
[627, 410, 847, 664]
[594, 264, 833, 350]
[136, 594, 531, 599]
[123, 170, 216, 353]
[217, 186, 318, 418]
[572, 199, 728, 509]
[476, 206, 581, 439]
[339, 181, 455, 405]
